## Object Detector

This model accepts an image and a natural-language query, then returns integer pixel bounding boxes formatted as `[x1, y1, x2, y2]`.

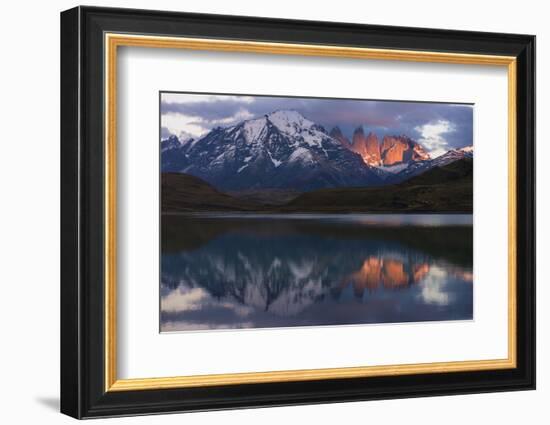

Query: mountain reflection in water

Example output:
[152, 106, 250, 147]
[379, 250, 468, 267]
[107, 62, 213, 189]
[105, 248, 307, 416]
[161, 214, 473, 332]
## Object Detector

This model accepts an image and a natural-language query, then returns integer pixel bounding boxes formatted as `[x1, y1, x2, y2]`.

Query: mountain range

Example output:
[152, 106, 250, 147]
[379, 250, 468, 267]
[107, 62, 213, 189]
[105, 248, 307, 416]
[161, 109, 473, 192]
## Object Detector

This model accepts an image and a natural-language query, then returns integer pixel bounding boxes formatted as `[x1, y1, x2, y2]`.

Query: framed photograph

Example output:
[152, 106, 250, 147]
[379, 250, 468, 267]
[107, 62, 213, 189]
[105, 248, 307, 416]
[60, 6, 535, 419]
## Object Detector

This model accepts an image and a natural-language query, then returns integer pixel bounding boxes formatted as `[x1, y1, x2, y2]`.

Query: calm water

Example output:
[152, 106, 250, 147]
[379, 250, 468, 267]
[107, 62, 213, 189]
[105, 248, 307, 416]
[160, 214, 473, 332]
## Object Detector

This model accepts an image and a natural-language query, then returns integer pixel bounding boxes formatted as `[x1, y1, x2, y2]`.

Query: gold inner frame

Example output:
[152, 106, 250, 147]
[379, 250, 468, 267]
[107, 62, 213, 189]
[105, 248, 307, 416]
[104, 33, 517, 392]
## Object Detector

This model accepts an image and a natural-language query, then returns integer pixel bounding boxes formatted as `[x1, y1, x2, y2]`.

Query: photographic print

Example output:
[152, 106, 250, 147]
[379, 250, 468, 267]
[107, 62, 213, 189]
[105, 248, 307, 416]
[160, 92, 474, 332]
[61, 9, 535, 416]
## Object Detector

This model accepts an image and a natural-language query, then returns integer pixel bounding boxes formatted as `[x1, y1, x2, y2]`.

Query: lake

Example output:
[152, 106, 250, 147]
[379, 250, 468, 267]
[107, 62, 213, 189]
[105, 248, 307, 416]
[160, 214, 473, 332]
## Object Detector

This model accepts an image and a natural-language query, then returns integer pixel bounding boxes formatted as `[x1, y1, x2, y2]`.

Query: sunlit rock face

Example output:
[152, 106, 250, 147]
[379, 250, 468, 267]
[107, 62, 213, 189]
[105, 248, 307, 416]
[380, 135, 431, 166]
[350, 127, 367, 158]
[345, 257, 384, 293]
[329, 127, 431, 169]
[364, 132, 382, 166]
[349, 127, 382, 166]
[340, 257, 431, 297]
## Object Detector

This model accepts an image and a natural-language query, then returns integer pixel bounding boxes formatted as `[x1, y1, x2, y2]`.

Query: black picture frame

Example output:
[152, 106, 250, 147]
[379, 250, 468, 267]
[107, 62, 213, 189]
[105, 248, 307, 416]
[61, 5, 535, 419]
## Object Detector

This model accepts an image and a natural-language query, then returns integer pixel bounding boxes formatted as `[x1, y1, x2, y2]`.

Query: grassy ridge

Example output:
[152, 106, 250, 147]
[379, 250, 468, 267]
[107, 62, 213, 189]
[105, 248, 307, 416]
[161, 158, 473, 213]
[161, 172, 257, 212]
[282, 158, 472, 213]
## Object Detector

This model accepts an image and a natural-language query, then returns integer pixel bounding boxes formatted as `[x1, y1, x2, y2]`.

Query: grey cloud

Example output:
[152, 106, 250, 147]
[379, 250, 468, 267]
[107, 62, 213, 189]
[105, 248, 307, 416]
[160, 126, 172, 139]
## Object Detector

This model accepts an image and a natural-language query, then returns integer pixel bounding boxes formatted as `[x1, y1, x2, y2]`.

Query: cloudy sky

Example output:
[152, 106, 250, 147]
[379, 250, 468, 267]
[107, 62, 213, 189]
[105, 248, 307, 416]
[161, 92, 473, 158]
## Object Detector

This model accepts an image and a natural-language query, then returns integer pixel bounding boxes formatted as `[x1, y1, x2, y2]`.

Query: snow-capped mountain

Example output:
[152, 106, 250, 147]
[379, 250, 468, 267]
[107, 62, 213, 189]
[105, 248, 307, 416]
[160, 134, 193, 153]
[161, 110, 382, 191]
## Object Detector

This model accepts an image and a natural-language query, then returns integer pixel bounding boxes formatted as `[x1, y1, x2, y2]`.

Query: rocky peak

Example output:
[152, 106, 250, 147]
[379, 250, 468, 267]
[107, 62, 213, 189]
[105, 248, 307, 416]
[240, 116, 270, 144]
[381, 135, 430, 166]
[364, 132, 382, 166]
[350, 126, 366, 154]
[352, 126, 365, 144]
[266, 109, 316, 135]
[329, 126, 351, 148]
[161, 134, 187, 153]
[329, 126, 343, 138]
[458, 145, 474, 155]
[349, 127, 383, 166]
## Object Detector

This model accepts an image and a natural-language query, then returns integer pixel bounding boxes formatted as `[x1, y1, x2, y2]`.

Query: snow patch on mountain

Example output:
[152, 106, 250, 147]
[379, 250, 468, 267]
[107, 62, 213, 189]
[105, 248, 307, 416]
[267, 150, 282, 167]
[377, 163, 410, 174]
[242, 117, 268, 143]
[289, 147, 313, 164]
